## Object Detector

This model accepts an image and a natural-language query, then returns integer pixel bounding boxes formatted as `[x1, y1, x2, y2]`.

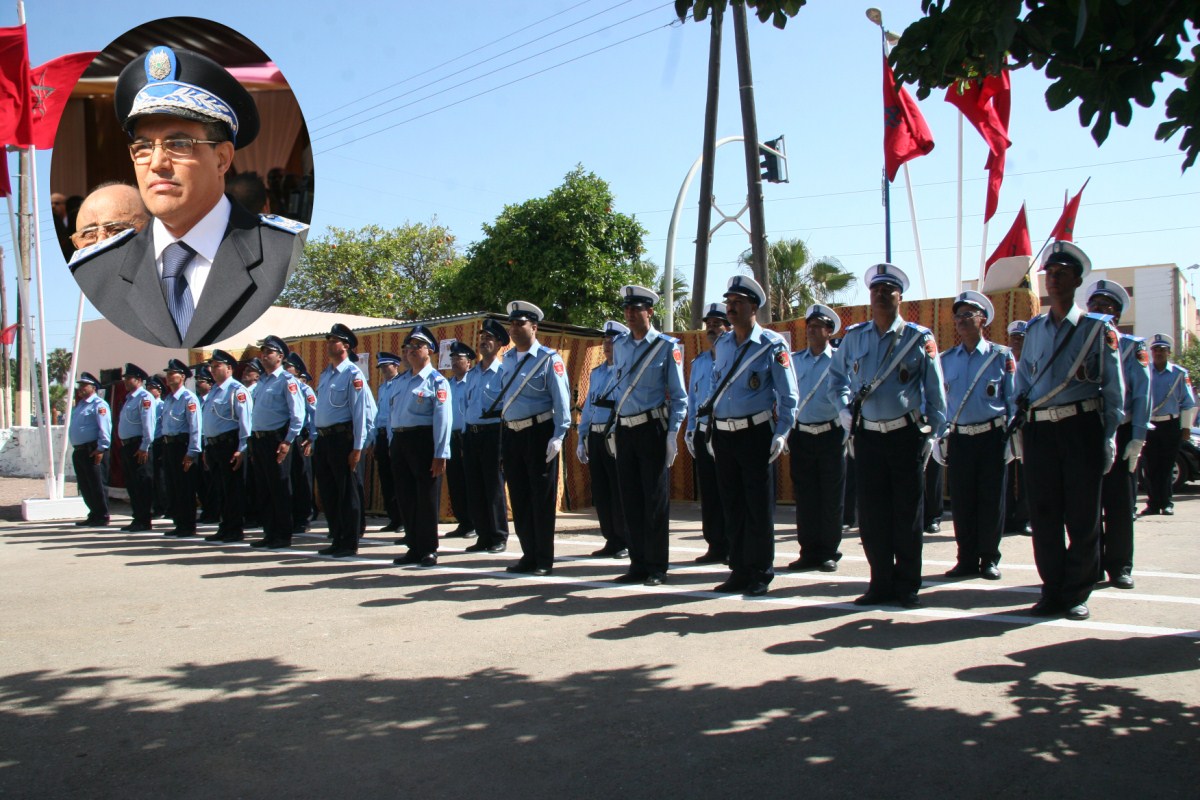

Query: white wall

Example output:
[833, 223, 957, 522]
[0, 426, 74, 478]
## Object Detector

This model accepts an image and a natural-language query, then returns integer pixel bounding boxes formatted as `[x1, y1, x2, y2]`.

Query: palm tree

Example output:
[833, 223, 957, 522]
[739, 238, 855, 321]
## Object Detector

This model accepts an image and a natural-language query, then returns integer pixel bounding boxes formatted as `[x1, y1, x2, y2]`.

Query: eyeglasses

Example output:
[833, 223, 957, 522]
[404, 342, 430, 351]
[953, 310, 982, 321]
[70, 221, 134, 248]
[128, 137, 223, 164]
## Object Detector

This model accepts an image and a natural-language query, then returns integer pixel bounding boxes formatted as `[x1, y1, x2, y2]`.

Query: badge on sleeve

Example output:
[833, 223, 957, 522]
[436, 388, 448, 403]
[353, 378, 363, 390]
[142, 398, 151, 409]
[307, 394, 316, 406]
[924, 337, 937, 357]
[553, 360, 565, 377]
[187, 402, 197, 413]
[775, 350, 790, 368]
[288, 382, 298, 394]
[1105, 328, 1118, 350]
[98, 406, 107, 416]
[237, 391, 247, 403]
[1005, 355, 1015, 373]
[1136, 346, 1149, 366]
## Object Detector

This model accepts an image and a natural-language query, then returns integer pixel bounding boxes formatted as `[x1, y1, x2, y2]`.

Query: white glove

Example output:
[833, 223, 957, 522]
[575, 439, 588, 465]
[685, 429, 696, 458]
[1003, 437, 1016, 464]
[666, 436, 679, 467]
[545, 437, 563, 463]
[767, 434, 788, 464]
[1102, 436, 1117, 474]
[838, 408, 853, 433]
[930, 437, 948, 467]
[1011, 431, 1024, 463]
[1123, 438, 1144, 473]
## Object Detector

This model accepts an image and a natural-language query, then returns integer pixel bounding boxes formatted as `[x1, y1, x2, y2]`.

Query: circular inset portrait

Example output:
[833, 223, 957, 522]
[52, 17, 313, 349]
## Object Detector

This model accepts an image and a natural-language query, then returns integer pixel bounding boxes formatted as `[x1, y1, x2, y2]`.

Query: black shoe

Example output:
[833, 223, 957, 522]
[74, 519, 93, 527]
[531, 567, 551, 576]
[121, 523, 151, 533]
[393, 551, 423, 565]
[1139, 507, 1159, 517]
[317, 546, 351, 556]
[924, 521, 941, 533]
[292, 526, 308, 535]
[449, 526, 476, 538]
[743, 581, 769, 597]
[981, 563, 1001, 580]
[694, 550, 728, 564]
[169, 529, 196, 538]
[1030, 598, 1060, 617]
[198, 515, 220, 524]
[380, 522, 402, 533]
[506, 563, 535, 574]
[203, 533, 225, 542]
[853, 591, 891, 606]
[268, 540, 292, 550]
[1111, 568, 1135, 590]
[591, 545, 627, 558]
[1066, 603, 1090, 620]
[643, 573, 667, 587]
[944, 563, 980, 578]
[464, 541, 490, 553]
[897, 593, 922, 609]
[249, 539, 273, 548]
[393, 538, 410, 547]
[419, 554, 439, 567]
[1163, 506, 1175, 516]
[818, 559, 838, 573]
[713, 577, 751, 594]
[786, 558, 822, 571]
[216, 533, 244, 543]
[614, 571, 647, 584]
[487, 542, 508, 554]
[1019, 523, 1032, 536]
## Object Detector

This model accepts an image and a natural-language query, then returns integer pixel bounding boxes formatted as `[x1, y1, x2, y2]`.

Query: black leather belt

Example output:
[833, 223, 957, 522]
[318, 423, 352, 436]
[393, 425, 432, 433]
[465, 423, 500, 434]
[252, 425, 289, 439]
[206, 430, 238, 445]
[164, 434, 189, 443]
[120, 436, 142, 445]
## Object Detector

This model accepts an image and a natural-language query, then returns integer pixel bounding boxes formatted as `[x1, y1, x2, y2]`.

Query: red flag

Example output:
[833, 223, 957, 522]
[0, 26, 32, 147]
[1049, 178, 1090, 242]
[883, 58, 934, 182]
[985, 203, 1031, 270]
[946, 70, 1011, 221]
[0, 157, 9, 197]
[0, 322, 17, 345]
[29, 52, 98, 150]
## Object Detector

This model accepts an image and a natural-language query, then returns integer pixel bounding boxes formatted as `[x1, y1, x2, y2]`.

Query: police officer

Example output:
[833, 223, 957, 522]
[603, 286, 687, 585]
[461, 318, 512, 554]
[684, 303, 731, 564]
[313, 323, 371, 557]
[159, 359, 203, 538]
[446, 341, 477, 539]
[830, 264, 946, 608]
[147, 375, 169, 518]
[285, 352, 317, 535]
[389, 325, 453, 567]
[704, 276, 799, 597]
[787, 303, 846, 572]
[935, 291, 1015, 580]
[117, 363, 157, 532]
[201, 350, 252, 543]
[1085, 280, 1150, 589]
[1004, 320, 1032, 536]
[373, 351, 406, 535]
[1142, 334, 1197, 517]
[496, 302, 571, 575]
[249, 336, 306, 549]
[576, 320, 631, 559]
[69, 372, 111, 527]
[1015, 242, 1123, 621]
[193, 366, 220, 524]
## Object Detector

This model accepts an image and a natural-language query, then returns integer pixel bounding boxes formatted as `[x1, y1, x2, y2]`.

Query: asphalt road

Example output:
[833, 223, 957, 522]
[1, 482, 1197, 799]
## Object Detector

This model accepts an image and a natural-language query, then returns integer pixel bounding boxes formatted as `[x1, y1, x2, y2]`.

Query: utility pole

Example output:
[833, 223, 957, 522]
[731, 2, 771, 323]
[689, 3, 723, 331]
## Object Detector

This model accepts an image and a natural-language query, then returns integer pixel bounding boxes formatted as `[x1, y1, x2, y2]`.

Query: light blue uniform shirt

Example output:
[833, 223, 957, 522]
[250, 367, 305, 443]
[710, 324, 799, 438]
[1119, 335, 1152, 440]
[830, 316, 947, 436]
[315, 358, 370, 449]
[496, 341, 571, 440]
[389, 363, 452, 458]
[363, 382, 378, 444]
[608, 327, 688, 432]
[69, 393, 111, 449]
[464, 359, 505, 426]
[579, 362, 615, 430]
[161, 387, 203, 457]
[452, 373, 471, 432]
[940, 339, 1016, 427]
[118, 385, 157, 451]
[153, 398, 166, 441]
[203, 377, 252, 452]
[685, 351, 714, 435]
[1015, 305, 1124, 441]
[790, 345, 841, 425]
[375, 374, 403, 437]
[297, 381, 317, 440]
[1150, 363, 1196, 417]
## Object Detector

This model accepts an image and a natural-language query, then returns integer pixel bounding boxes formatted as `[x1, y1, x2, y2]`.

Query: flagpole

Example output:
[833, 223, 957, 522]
[901, 162, 927, 299]
[955, 115, 964, 293]
[57, 292, 84, 497]
[26, 146, 55, 499]
[0, 245, 8, 429]
[977, 219, 990, 291]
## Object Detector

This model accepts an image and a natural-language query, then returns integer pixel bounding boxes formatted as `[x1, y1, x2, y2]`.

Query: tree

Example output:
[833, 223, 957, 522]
[46, 348, 72, 385]
[279, 222, 465, 320]
[674, 1, 1200, 170]
[738, 238, 854, 321]
[449, 166, 649, 328]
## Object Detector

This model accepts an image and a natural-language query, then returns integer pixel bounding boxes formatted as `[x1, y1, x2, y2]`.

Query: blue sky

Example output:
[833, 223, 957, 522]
[8, 0, 1200, 351]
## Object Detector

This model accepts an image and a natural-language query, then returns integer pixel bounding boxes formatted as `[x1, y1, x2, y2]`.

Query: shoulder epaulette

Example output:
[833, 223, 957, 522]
[845, 321, 870, 332]
[905, 321, 933, 335]
[1083, 311, 1113, 324]
[259, 214, 309, 235]
[68, 227, 137, 273]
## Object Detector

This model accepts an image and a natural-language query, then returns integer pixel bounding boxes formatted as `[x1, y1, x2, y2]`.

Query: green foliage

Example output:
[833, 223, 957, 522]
[739, 238, 855, 321]
[46, 348, 72, 385]
[674, 0, 809, 29]
[280, 222, 465, 320]
[449, 166, 649, 328]
[1177, 341, 1200, 378]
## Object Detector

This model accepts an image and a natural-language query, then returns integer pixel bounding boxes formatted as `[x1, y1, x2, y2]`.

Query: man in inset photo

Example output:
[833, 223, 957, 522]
[69, 45, 308, 348]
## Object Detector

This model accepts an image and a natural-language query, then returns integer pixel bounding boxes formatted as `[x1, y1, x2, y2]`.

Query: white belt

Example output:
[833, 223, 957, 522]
[618, 406, 667, 428]
[1030, 398, 1101, 423]
[949, 417, 1005, 436]
[794, 419, 837, 435]
[1150, 413, 1179, 423]
[589, 422, 608, 433]
[714, 409, 773, 432]
[860, 411, 917, 433]
[505, 410, 554, 432]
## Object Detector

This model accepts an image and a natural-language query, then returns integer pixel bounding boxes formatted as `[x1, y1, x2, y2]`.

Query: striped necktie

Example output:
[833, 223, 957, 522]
[161, 241, 196, 337]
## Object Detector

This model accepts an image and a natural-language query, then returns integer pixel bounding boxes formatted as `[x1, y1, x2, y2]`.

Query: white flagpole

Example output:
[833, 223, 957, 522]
[28, 147, 57, 499]
[977, 218, 990, 291]
[955, 115, 963, 294]
[901, 162, 927, 299]
[57, 293, 84, 497]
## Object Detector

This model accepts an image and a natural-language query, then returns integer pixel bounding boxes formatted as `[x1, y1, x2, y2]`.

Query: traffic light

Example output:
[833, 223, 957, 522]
[760, 136, 788, 184]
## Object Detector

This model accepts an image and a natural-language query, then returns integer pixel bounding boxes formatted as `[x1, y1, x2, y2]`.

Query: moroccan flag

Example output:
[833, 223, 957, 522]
[29, 52, 98, 150]
[1049, 178, 1090, 242]
[0, 322, 17, 345]
[946, 70, 1011, 221]
[985, 203, 1031, 270]
[883, 58, 934, 182]
[0, 26, 32, 147]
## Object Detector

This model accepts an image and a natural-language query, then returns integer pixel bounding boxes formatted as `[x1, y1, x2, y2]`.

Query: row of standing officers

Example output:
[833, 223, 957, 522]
[68, 242, 1195, 621]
